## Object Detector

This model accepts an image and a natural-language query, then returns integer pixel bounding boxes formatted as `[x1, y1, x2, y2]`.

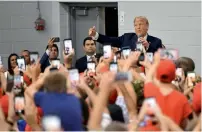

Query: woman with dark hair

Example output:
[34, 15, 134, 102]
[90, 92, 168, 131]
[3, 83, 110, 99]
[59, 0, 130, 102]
[5, 53, 19, 80]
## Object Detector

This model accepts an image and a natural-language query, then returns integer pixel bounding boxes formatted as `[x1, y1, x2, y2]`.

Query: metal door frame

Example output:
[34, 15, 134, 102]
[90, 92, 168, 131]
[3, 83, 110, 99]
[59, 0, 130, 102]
[68, 2, 117, 62]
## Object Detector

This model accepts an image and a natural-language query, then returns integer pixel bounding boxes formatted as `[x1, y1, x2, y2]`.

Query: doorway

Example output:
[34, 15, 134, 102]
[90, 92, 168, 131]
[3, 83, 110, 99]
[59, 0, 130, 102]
[68, 2, 118, 62]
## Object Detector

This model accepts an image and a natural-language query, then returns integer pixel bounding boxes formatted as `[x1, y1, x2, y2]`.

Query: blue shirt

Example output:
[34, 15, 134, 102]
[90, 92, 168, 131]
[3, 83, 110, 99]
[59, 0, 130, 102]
[34, 92, 83, 131]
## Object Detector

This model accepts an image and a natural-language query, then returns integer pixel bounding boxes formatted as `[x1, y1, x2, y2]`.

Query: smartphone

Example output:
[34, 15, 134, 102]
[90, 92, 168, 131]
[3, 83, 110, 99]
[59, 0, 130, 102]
[115, 72, 133, 81]
[110, 62, 118, 72]
[14, 75, 23, 87]
[69, 69, 79, 83]
[0, 56, 2, 65]
[136, 42, 143, 52]
[63, 39, 73, 55]
[50, 67, 58, 72]
[14, 96, 25, 114]
[42, 116, 61, 131]
[53, 37, 60, 42]
[146, 52, 153, 62]
[160, 49, 179, 60]
[51, 59, 60, 69]
[144, 97, 157, 108]
[30, 52, 39, 64]
[115, 50, 121, 60]
[137, 53, 145, 66]
[103, 45, 111, 59]
[17, 58, 26, 71]
[176, 68, 183, 77]
[187, 72, 196, 87]
[87, 61, 96, 72]
[122, 47, 131, 59]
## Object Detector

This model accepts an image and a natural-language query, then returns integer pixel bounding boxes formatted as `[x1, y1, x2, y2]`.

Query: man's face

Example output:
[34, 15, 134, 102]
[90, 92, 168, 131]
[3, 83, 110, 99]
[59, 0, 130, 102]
[83, 40, 96, 54]
[134, 18, 148, 37]
[50, 47, 58, 59]
[21, 51, 30, 65]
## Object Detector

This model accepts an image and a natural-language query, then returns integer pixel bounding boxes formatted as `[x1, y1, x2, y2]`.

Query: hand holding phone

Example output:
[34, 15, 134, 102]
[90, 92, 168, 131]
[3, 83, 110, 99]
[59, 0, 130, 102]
[53, 37, 60, 42]
[17, 58, 26, 71]
[110, 62, 118, 72]
[103, 45, 111, 59]
[160, 49, 179, 60]
[14, 96, 25, 114]
[122, 47, 131, 59]
[115, 72, 133, 81]
[51, 59, 60, 69]
[187, 72, 196, 87]
[146, 52, 153, 62]
[30, 52, 39, 64]
[64, 39, 73, 55]
[69, 69, 79, 88]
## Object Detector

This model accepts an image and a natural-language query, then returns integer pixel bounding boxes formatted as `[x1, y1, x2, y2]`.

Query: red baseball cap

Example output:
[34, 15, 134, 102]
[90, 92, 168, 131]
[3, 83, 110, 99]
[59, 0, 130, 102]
[156, 60, 176, 83]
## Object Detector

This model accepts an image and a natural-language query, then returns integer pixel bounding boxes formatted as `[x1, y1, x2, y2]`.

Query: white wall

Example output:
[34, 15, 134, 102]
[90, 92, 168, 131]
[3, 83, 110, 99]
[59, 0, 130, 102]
[118, 1, 201, 74]
[0, 1, 61, 67]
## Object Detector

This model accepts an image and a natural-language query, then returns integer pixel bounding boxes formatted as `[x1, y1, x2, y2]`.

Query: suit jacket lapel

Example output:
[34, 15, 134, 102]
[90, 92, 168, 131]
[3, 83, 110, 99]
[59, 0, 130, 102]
[131, 34, 138, 50]
[147, 34, 152, 44]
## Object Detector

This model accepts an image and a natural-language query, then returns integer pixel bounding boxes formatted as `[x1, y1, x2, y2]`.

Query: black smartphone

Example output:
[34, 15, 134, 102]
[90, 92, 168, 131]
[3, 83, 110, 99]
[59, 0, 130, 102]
[53, 37, 60, 42]
[137, 53, 145, 66]
[50, 67, 58, 72]
[63, 39, 73, 55]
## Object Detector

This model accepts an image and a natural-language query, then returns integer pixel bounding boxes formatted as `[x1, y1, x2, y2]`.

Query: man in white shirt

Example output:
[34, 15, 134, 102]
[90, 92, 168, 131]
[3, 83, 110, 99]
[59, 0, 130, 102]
[75, 37, 97, 73]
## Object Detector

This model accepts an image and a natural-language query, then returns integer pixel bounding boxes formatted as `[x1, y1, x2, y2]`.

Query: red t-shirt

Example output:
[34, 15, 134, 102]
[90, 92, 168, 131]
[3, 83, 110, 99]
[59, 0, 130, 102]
[0, 95, 9, 117]
[144, 82, 192, 125]
[192, 82, 201, 113]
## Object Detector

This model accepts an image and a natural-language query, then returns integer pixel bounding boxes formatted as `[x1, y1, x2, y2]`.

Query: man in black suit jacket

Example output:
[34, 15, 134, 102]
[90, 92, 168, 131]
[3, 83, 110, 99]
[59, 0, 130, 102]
[40, 38, 59, 72]
[89, 16, 163, 53]
[75, 37, 97, 73]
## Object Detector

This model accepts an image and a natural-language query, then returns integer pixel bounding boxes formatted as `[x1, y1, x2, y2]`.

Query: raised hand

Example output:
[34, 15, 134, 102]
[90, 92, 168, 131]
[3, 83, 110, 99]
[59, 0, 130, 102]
[89, 26, 96, 37]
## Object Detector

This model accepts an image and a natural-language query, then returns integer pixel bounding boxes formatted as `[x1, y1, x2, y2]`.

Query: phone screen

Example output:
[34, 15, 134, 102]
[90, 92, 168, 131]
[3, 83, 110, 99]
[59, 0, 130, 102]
[176, 68, 182, 77]
[17, 58, 26, 71]
[51, 59, 60, 69]
[160, 49, 179, 60]
[146, 52, 153, 62]
[110, 63, 118, 72]
[64, 39, 72, 55]
[115, 72, 133, 81]
[42, 116, 61, 131]
[136, 42, 143, 52]
[14, 96, 25, 113]
[30, 52, 39, 64]
[87, 62, 95, 72]
[69, 69, 79, 81]
[144, 97, 156, 108]
[0, 56, 2, 65]
[122, 48, 131, 59]
[103, 45, 111, 59]
[187, 72, 196, 87]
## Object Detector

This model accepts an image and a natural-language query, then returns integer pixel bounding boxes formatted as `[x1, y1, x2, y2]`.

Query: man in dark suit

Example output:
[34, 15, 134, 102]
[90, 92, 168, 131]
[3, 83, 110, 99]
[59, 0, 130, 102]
[89, 16, 163, 53]
[75, 37, 97, 73]
[40, 38, 59, 72]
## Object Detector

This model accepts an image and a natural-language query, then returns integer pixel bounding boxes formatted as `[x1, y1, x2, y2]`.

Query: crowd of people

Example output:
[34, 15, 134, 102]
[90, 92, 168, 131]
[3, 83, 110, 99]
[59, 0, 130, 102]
[0, 16, 201, 131]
